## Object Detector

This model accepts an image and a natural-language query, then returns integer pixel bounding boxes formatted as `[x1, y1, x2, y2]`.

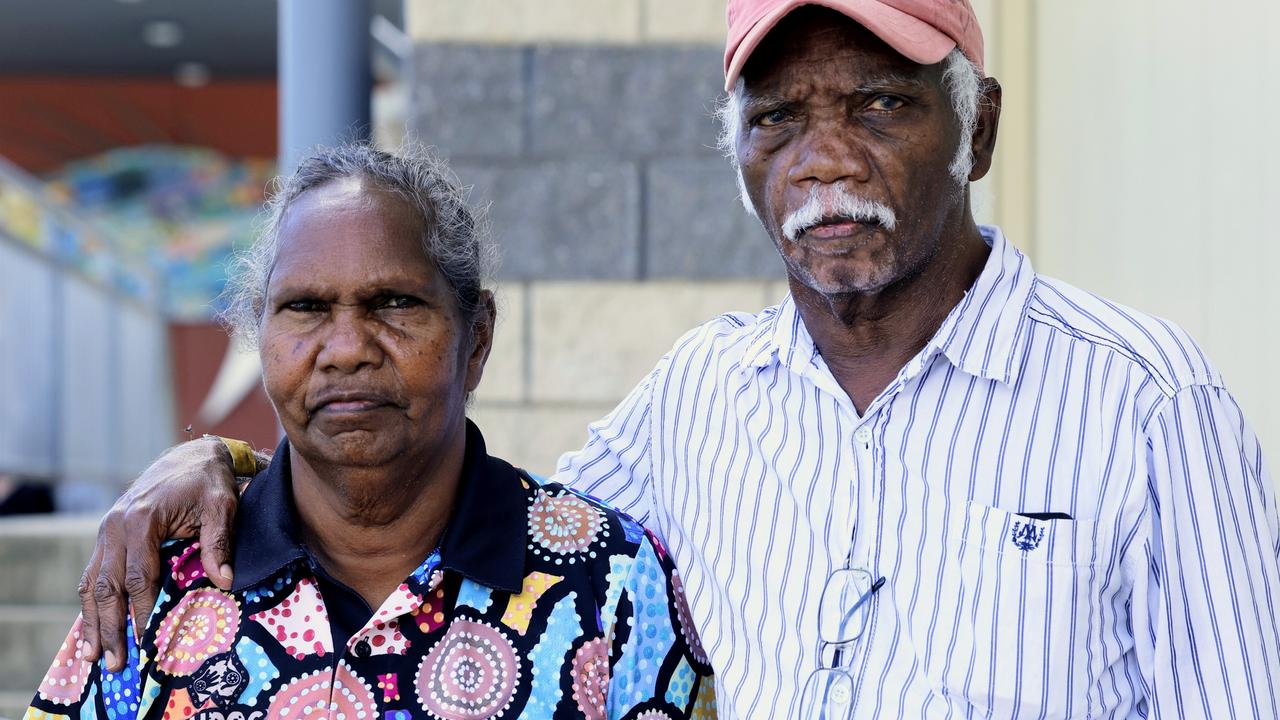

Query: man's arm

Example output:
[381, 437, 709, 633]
[79, 436, 267, 671]
[1133, 384, 1280, 717]
[553, 364, 661, 525]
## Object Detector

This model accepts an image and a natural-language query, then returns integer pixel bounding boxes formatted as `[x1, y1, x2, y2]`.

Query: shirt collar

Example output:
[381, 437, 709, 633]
[928, 225, 1036, 384]
[231, 419, 527, 595]
[740, 225, 1035, 385]
[741, 295, 815, 371]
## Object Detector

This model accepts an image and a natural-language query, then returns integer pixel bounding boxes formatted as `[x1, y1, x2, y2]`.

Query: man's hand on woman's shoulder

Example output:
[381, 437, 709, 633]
[79, 436, 254, 671]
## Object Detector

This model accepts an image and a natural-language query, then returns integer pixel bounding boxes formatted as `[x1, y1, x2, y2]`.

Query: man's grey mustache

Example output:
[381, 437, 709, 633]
[781, 188, 898, 241]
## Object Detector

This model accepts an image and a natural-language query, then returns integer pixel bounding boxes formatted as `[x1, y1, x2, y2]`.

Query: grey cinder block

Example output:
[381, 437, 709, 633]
[459, 161, 641, 280]
[411, 45, 526, 159]
[645, 158, 781, 278]
[529, 46, 724, 159]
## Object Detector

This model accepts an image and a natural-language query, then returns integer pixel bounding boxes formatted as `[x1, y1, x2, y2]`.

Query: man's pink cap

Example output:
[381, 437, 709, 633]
[723, 0, 985, 91]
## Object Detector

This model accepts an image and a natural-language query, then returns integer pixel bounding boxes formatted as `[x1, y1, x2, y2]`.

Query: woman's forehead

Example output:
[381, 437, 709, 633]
[272, 180, 434, 284]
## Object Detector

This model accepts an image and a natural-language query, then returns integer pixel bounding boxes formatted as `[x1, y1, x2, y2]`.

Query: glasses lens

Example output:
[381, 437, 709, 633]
[819, 568, 874, 644]
[799, 668, 855, 720]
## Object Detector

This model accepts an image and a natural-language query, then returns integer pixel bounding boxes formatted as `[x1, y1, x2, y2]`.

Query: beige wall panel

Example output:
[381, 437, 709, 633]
[473, 283, 527, 404]
[644, 0, 726, 43]
[1033, 0, 1280, 461]
[468, 402, 618, 474]
[530, 281, 774, 403]
[407, 0, 642, 44]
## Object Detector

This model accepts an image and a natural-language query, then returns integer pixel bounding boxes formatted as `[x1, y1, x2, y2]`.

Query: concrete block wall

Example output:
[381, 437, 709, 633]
[403, 0, 790, 471]
[471, 281, 788, 473]
[412, 43, 779, 282]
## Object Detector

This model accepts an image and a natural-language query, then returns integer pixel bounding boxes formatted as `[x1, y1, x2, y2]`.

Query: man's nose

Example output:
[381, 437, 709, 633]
[788, 121, 873, 188]
[315, 309, 383, 373]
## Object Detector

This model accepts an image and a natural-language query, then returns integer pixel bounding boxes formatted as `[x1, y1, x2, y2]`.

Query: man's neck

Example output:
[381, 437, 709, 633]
[793, 223, 991, 415]
[288, 430, 464, 610]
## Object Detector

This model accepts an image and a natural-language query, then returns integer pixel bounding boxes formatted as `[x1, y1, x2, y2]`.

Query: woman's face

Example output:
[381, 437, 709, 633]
[259, 176, 490, 469]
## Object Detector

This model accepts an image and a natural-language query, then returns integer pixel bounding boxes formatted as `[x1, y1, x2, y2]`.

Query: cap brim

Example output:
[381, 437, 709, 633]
[724, 0, 958, 92]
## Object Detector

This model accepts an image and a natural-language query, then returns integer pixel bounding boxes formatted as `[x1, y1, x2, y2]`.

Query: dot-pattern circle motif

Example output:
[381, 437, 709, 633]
[153, 588, 241, 676]
[528, 491, 607, 562]
[570, 636, 609, 719]
[265, 662, 376, 719]
[416, 620, 521, 719]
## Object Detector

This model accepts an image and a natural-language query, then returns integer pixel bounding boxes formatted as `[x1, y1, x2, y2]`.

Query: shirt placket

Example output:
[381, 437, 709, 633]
[317, 571, 441, 717]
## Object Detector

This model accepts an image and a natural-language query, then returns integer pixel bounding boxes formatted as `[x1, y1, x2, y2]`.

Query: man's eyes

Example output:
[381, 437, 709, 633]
[751, 108, 793, 127]
[750, 95, 906, 128]
[868, 95, 906, 112]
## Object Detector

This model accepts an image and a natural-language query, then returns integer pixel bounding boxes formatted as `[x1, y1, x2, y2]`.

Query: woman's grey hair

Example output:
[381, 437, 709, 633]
[714, 48, 984, 206]
[221, 143, 496, 347]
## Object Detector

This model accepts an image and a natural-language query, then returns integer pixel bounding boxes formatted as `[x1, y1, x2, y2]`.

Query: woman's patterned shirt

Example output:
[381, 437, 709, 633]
[26, 422, 715, 719]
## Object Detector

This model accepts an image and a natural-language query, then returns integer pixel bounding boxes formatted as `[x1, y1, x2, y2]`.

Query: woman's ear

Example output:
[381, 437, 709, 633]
[464, 290, 496, 393]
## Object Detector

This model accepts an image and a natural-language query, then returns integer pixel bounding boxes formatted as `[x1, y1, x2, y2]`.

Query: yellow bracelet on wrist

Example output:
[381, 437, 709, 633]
[204, 435, 258, 477]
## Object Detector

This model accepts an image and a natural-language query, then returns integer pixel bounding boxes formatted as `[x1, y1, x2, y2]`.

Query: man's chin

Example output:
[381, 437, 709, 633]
[787, 259, 897, 297]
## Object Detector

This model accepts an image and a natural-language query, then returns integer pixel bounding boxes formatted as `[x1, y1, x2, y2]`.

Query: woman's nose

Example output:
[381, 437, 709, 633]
[315, 311, 383, 373]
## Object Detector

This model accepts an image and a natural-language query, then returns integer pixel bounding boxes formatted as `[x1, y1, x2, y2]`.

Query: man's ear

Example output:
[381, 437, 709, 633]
[968, 77, 1003, 182]
[464, 290, 496, 393]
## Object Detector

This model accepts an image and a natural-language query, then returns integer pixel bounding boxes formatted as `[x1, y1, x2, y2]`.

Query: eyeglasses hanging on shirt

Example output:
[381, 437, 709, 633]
[798, 561, 886, 720]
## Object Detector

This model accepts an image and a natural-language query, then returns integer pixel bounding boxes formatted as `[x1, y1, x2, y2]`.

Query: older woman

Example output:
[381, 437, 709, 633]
[26, 146, 714, 720]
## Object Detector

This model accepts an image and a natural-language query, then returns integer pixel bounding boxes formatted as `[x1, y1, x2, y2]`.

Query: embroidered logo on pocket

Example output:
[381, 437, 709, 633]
[1010, 521, 1045, 552]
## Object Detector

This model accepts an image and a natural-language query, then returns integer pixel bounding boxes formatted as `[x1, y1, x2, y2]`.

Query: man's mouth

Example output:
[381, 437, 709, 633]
[800, 215, 883, 240]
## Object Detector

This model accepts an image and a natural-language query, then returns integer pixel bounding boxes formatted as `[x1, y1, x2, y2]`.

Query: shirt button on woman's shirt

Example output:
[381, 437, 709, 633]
[355, 639, 372, 657]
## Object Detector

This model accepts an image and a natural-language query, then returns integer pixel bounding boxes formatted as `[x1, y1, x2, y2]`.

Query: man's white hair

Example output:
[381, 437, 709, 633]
[715, 48, 983, 215]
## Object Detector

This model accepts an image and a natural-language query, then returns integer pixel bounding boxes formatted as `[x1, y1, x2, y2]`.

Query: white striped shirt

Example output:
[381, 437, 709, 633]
[555, 225, 1280, 719]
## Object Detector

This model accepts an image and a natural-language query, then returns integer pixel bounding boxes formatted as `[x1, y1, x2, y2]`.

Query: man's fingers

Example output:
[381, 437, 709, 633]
[77, 546, 103, 662]
[197, 490, 238, 591]
[92, 541, 129, 672]
[122, 509, 164, 641]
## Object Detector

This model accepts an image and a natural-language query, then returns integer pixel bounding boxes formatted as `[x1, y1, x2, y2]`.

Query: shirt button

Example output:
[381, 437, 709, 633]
[354, 639, 371, 657]
[854, 426, 872, 445]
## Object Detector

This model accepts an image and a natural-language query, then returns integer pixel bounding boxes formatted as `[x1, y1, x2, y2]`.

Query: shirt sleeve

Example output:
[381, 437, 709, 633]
[605, 531, 715, 719]
[553, 364, 662, 525]
[1134, 383, 1280, 718]
[25, 615, 145, 720]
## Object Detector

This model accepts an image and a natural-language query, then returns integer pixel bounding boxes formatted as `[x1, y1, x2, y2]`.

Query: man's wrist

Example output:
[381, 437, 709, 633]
[203, 435, 259, 477]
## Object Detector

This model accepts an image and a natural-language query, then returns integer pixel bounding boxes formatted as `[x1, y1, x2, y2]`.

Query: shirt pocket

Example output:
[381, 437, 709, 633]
[925, 501, 1100, 719]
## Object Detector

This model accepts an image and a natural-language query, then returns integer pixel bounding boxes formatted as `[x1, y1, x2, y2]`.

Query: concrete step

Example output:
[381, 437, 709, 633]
[0, 515, 98, 605]
[0, 515, 99, 702]
[0, 690, 34, 720]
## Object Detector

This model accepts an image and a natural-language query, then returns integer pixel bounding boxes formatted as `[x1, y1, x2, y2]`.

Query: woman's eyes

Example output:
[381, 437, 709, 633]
[376, 295, 424, 310]
[280, 295, 423, 313]
[283, 299, 326, 313]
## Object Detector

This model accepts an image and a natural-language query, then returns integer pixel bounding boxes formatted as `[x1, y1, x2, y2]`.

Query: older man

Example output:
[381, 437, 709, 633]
[80, 0, 1280, 718]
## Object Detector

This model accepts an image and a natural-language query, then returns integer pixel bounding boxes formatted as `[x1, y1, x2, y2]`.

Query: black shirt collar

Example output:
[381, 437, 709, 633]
[231, 419, 527, 594]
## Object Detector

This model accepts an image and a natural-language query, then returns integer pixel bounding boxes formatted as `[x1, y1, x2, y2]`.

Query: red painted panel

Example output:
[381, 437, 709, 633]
[168, 322, 279, 453]
[0, 77, 277, 173]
